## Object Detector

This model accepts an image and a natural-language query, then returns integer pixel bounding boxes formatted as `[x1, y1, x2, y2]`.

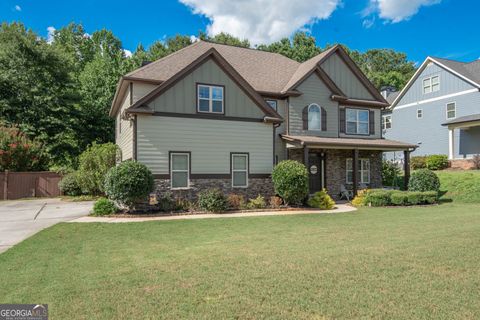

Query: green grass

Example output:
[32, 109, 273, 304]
[437, 170, 480, 203]
[1, 203, 480, 319]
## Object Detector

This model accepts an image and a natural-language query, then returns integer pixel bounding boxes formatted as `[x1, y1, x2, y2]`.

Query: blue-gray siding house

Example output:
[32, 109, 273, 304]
[383, 57, 480, 164]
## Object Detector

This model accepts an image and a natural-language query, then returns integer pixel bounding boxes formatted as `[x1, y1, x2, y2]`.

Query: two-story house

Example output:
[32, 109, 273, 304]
[110, 41, 415, 200]
[383, 57, 480, 169]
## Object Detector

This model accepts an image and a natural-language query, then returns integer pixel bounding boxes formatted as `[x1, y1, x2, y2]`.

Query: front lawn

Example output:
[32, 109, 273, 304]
[1, 203, 479, 319]
[437, 170, 480, 203]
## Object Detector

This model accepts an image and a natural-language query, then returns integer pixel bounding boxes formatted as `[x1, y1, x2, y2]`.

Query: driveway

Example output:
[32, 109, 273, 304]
[0, 198, 93, 254]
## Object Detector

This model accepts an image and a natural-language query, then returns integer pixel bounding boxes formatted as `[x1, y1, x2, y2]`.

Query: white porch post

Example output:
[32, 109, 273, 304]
[448, 128, 455, 160]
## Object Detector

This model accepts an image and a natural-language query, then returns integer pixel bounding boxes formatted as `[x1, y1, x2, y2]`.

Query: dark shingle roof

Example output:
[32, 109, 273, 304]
[442, 113, 480, 126]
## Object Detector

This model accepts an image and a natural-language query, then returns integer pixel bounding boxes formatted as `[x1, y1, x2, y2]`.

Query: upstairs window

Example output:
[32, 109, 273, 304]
[308, 104, 321, 131]
[423, 75, 439, 94]
[197, 84, 224, 114]
[346, 108, 369, 135]
[382, 115, 392, 130]
[446, 102, 456, 119]
[265, 99, 277, 111]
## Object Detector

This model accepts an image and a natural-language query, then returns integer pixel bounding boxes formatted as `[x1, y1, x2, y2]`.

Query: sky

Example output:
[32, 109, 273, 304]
[1, 0, 479, 64]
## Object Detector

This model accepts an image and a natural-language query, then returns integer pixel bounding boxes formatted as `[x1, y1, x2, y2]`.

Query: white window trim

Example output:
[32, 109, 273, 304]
[197, 84, 224, 114]
[170, 152, 190, 190]
[265, 99, 277, 111]
[231, 153, 248, 188]
[382, 115, 392, 130]
[308, 103, 322, 131]
[417, 109, 423, 119]
[346, 108, 369, 135]
[346, 158, 370, 184]
[423, 75, 440, 94]
[446, 101, 456, 119]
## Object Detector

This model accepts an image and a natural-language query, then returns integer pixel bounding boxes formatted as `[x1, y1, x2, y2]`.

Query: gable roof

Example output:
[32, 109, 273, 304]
[111, 41, 388, 116]
[390, 56, 480, 108]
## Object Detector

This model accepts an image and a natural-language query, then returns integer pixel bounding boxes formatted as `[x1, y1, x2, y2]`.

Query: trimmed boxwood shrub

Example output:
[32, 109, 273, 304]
[421, 191, 438, 204]
[92, 198, 118, 216]
[271, 160, 308, 205]
[408, 169, 440, 192]
[197, 188, 227, 213]
[406, 192, 423, 205]
[308, 189, 335, 210]
[59, 172, 83, 196]
[104, 160, 154, 208]
[390, 191, 408, 206]
[364, 189, 393, 207]
[363, 189, 437, 206]
[425, 154, 449, 170]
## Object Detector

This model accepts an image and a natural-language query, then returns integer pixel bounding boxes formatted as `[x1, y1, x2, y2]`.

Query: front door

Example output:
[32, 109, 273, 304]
[308, 153, 323, 193]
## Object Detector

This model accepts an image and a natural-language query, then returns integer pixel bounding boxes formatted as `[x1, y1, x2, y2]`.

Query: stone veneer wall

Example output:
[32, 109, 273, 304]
[288, 148, 383, 199]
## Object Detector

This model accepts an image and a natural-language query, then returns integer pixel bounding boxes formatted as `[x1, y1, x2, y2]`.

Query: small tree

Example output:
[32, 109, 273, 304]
[0, 125, 48, 171]
[408, 169, 440, 192]
[104, 160, 154, 208]
[77, 142, 118, 195]
[271, 160, 308, 205]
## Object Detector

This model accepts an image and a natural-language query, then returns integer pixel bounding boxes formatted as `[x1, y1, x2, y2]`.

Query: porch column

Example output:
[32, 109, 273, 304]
[352, 149, 359, 196]
[404, 150, 411, 190]
[303, 145, 309, 167]
[448, 128, 455, 160]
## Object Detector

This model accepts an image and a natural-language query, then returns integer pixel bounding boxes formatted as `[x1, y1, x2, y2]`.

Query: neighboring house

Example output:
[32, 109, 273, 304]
[110, 41, 415, 200]
[383, 57, 480, 168]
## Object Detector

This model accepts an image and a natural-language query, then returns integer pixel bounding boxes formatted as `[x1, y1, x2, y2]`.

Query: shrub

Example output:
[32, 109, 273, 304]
[269, 196, 283, 209]
[390, 191, 408, 206]
[408, 169, 440, 192]
[158, 192, 176, 212]
[411, 156, 427, 170]
[382, 160, 402, 187]
[425, 154, 449, 170]
[421, 191, 438, 204]
[271, 160, 309, 205]
[227, 193, 246, 210]
[307, 189, 335, 210]
[364, 189, 393, 207]
[175, 198, 194, 212]
[197, 188, 227, 213]
[58, 172, 83, 196]
[92, 198, 118, 216]
[247, 195, 267, 209]
[77, 142, 119, 195]
[406, 192, 424, 205]
[351, 189, 368, 207]
[104, 160, 154, 208]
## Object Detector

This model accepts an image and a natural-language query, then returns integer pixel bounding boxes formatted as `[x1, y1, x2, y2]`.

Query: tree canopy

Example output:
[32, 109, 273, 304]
[0, 22, 416, 170]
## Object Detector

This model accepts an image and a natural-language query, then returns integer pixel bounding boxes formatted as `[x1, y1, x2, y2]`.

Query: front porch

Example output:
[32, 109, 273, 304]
[442, 114, 480, 162]
[282, 135, 417, 198]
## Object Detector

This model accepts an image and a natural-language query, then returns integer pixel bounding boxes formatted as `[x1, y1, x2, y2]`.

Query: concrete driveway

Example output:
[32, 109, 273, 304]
[0, 198, 93, 254]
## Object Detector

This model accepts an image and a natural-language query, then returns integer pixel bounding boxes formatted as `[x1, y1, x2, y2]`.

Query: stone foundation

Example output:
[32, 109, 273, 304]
[449, 159, 478, 170]
[288, 148, 383, 199]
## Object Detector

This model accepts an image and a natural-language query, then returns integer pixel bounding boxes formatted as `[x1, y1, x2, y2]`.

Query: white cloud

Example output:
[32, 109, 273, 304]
[190, 35, 199, 43]
[46, 26, 56, 44]
[370, 0, 441, 23]
[123, 49, 133, 57]
[179, 0, 341, 45]
[14, 5, 21, 11]
[362, 18, 375, 29]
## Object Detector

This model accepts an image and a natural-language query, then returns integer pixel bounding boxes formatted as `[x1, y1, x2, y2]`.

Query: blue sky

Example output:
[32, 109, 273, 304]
[2, 0, 479, 64]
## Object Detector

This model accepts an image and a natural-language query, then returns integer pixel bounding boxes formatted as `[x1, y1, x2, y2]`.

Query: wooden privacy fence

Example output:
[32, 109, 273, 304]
[1, 171, 63, 200]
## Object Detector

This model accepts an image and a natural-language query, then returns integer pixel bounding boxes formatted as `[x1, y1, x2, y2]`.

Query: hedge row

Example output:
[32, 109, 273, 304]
[411, 154, 449, 170]
[363, 189, 438, 207]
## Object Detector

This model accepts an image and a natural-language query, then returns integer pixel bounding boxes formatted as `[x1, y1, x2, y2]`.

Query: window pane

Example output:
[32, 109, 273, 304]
[346, 122, 357, 134]
[358, 123, 369, 134]
[362, 160, 370, 170]
[212, 87, 223, 100]
[447, 111, 455, 118]
[347, 171, 353, 183]
[308, 105, 321, 130]
[198, 86, 210, 99]
[447, 103, 455, 111]
[358, 110, 369, 122]
[432, 83, 439, 91]
[172, 172, 188, 188]
[346, 159, 352, 170]
[172, 154, 188, 170]
[233, 155, 247, 170]
[423, 78, 431, 87]
[233, 172, 247, 187]
[362, 171, 370, 183]
[424, 86, 431, 94]
[199, 99, 209, 112]
[346, 109, 357, 121]
[431, 76, 439, 84]
[266, 100, 277, 110]
[212, 100, 223, 113]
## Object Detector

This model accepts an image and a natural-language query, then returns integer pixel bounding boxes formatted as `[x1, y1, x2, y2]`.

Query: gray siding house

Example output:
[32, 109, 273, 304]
[110, 41, 415, 200]
[383, 57, 480, 168]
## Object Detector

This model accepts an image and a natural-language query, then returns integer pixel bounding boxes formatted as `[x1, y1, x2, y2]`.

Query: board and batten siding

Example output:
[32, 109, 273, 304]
[321, 53, 375, 100]
[137, 115, 273, 174]
[288, 73, 339, 137]
[396, 62, 476, 106]
[116, 89, 134, 160]
[146, 59, 265, 119]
